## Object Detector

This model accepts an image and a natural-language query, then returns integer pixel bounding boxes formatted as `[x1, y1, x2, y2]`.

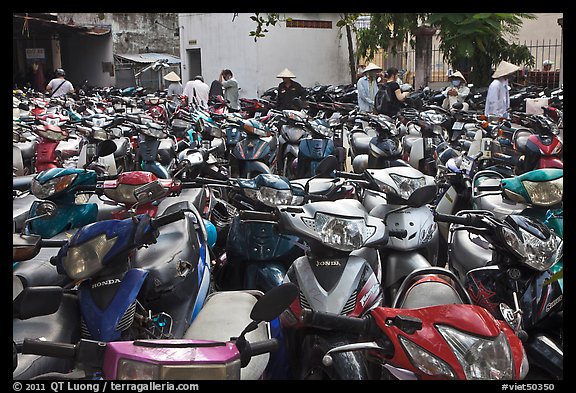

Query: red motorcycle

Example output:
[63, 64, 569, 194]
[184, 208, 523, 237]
[90, 170, 181, 219]
[512, 113, 563, 174]
[299, 267, 529, 380]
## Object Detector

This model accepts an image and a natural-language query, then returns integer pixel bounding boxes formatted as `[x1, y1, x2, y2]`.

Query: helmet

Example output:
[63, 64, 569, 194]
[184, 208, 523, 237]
[55, 68, 66, 77]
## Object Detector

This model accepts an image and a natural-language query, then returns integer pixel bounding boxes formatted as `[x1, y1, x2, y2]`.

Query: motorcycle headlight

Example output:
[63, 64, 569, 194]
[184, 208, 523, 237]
[398, 335, 457, 379]
[501, 226, 563, 271]
[31, 173, 78, 199]
[60, 233, 116, 281]
[389, 173, 426, 200]
[521, 178, 562, 206]
[116, 358, 241, 380]
[93, 127, 109, 141]
[243, 186, 296, 207]
[437, 325, 514, 380]
[306, 212, 376, 251]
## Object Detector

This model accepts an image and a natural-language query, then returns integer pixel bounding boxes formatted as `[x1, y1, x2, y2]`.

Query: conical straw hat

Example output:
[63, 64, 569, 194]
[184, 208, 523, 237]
[276, 68, 296, 78]
[492, 61, 521, 79]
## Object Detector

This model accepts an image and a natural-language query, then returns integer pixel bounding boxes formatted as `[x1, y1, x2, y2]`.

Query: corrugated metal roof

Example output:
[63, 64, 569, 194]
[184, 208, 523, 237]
[13, 14, 111, 36]
[114, 53, 181, 64]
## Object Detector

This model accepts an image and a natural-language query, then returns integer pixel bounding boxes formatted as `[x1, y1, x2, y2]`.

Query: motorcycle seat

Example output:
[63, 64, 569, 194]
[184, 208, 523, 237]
[397, 279, 464, 309]
[183, 290, 270, 380]
[13, 293, 81, 380]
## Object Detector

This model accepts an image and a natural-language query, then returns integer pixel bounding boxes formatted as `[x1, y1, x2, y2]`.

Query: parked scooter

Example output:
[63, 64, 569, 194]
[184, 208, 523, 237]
[435, 210, 563, 379]
[270, 108, 310, 179]
[23, 140, 119, 238]
[227, 116, 279, 178]
[294, 117, 340, 179]
[50, 185, 212, 341]
[299, 266, 529, 380]
[240, 198, 397, 379]
[14, 282, 299, 380]
[336, 165, 440, 301]
[77, 112, 134, 175]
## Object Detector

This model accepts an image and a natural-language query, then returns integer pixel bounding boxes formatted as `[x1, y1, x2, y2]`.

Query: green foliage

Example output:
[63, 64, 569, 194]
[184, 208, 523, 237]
[247, 13, 280, 41]
[356, 13, 537, 87]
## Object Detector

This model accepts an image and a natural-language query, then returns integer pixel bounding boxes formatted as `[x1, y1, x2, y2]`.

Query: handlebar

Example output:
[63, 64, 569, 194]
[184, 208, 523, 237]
[245, 338, 279, 358]
[150, 209, 186, 229]
[238, 210, 277, 222]
[300, 309, 378, 336]
[21, 339, 76, 359]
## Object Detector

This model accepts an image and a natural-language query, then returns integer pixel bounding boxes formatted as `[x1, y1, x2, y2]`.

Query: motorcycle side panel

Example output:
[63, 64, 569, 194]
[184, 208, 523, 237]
[448, 227, 493, 280]
[79, 269, 149, 342]
[131, 212, 208, 336]
[27, 201, 98, 238]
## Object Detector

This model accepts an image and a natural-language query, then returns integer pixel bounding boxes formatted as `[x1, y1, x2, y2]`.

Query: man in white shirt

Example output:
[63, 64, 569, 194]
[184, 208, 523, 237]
[183, 75, 210, 108]
[45, 68, 74, 98]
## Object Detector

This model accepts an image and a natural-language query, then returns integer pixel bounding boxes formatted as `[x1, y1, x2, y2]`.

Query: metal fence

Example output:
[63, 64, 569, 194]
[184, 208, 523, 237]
[379, 38, 562, 87]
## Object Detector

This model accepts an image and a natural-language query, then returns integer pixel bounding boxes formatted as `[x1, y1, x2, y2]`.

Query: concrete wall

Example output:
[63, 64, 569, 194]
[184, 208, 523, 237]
[179, 13, 353, 99]
[58, 13, 179, 56]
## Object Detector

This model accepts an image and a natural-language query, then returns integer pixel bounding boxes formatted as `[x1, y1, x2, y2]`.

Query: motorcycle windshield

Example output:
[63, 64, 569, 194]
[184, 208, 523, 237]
[226, 218, 301, 261]
[233, 138, 271, 161]
[298, 138, 334, 160]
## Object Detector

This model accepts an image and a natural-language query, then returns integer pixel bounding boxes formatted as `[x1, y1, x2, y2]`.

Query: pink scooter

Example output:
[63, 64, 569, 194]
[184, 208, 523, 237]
[15, 283, 298, 380]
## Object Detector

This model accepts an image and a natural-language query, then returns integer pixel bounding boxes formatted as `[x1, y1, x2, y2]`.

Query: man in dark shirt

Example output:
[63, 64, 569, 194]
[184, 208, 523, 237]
[275, 68, 308, 111]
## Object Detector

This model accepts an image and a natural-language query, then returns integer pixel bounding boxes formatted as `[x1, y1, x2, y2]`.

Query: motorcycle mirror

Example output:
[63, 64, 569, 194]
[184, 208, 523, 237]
[406, 184, 438, 207]
[133, 180, 169, 206]
[13, 233, 42, 261]
[96, 139, 117, 158]
[13, 286, 63, 320]
[315, 155, 339, 178]
[23, 201, 58, 228]
[250, 282, 299, 323]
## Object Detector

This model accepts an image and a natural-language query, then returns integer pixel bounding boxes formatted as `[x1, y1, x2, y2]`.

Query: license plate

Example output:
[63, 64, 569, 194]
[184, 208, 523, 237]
[452, 121, 464, 130]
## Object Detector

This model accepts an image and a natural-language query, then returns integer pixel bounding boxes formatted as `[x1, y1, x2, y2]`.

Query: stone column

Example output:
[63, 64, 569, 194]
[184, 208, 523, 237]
[51, 33, 62, 72]
[413, 25, 436, 90]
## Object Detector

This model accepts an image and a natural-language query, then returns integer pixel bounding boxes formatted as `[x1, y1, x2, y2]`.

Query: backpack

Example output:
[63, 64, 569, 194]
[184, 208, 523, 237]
[374, 84, 393, 115]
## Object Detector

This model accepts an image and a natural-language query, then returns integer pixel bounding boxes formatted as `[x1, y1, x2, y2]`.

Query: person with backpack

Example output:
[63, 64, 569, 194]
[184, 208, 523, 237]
[357, 62, 382, 113]
[376, 67, 409, 117]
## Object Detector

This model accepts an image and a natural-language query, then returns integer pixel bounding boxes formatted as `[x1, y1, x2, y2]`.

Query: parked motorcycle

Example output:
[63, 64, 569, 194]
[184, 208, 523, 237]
[13, 233, 79, 380]
[299, 266, 529, 380]
[337, 165, 441, 301]
[15, 280, 298, 380]
[23, 140, 119, 239]
[49, 185, 212, 342]
[227, 116, 279, 178]
[241, 198, 394, 379]
[435, 209, 563, 379]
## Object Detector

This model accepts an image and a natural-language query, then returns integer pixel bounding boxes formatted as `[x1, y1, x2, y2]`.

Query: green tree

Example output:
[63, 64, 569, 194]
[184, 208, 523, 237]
[426, 13, 536, 86]
[356, 13, 536, 87]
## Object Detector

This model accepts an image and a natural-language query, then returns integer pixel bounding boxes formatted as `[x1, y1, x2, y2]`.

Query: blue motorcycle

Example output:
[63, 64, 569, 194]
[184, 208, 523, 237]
[51, 181, 213, 341]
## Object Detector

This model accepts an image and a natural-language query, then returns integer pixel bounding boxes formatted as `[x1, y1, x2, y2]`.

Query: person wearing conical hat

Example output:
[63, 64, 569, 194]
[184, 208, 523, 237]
[485, 60, 521, 118]
[357, 62, 382, 113]
[164, 71, 183, 101]
[276, 68, 308, 111]
[441, 70, 470, 111]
